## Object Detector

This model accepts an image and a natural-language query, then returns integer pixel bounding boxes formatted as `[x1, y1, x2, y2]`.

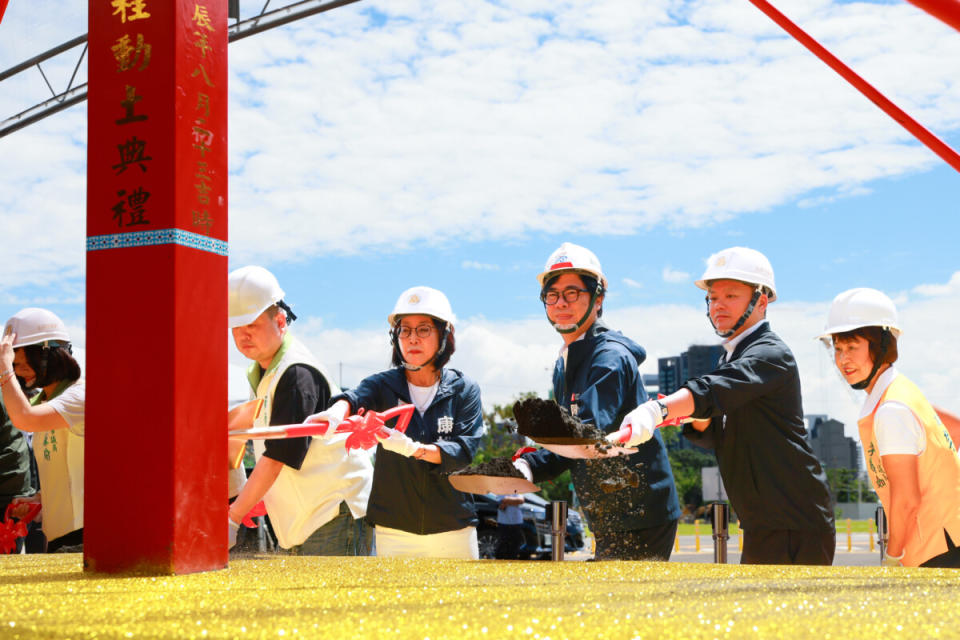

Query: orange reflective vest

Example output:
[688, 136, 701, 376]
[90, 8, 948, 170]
[858, 374, 960, 566]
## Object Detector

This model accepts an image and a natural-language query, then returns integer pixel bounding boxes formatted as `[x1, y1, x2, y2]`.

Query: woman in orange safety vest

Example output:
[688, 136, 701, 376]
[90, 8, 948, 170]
[820, 288, 960, 568]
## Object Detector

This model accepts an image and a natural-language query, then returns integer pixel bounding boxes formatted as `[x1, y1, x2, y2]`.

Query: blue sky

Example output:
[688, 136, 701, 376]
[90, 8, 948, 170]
[1, 0, 958, 431]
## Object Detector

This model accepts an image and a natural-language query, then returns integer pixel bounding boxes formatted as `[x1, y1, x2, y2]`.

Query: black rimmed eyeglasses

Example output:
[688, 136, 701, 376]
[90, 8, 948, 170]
[540, 287, 590, 305]
[397, 325, 435, 339]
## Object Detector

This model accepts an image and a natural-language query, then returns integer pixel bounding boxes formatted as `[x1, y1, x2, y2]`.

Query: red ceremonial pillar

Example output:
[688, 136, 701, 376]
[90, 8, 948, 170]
[85, 0, 228, 573]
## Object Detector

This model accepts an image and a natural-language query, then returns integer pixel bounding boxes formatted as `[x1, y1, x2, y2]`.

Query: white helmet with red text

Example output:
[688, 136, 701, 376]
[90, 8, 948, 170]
[537, 242, 608, 290]
[537, 242, 607, 335]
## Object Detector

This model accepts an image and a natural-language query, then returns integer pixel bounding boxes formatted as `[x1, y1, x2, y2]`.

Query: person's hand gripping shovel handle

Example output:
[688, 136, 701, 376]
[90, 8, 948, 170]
[611, 394, 694, 445]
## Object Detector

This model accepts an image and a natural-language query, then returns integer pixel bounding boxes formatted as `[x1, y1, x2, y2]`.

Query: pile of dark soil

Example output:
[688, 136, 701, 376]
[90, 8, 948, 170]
[451, 457, 525, 478]
[513, 397, 606, 442]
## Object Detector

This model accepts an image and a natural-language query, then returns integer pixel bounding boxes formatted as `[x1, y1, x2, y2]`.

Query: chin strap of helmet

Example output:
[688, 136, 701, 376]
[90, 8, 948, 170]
[432, 321, 451, 364]
[546, 281, 603, 335]
[706, 288, 762, 338]
[277, 300, 297, 323]
[849, 329, 891, 391]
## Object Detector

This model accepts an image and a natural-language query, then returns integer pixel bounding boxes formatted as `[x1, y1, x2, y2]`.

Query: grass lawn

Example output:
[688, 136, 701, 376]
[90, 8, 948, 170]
[676, 519, 875, 536]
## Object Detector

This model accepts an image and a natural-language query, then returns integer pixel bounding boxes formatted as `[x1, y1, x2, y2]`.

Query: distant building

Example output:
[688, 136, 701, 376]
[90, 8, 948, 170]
[642, 374, 659, 399]
[683, 344, 724, 380]
[658, 356, 683, 396]
[806, 415, 860, 470]
[657, 344, 724, 453]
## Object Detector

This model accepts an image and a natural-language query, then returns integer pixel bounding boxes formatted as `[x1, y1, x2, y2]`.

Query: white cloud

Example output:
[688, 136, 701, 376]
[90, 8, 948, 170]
[622, 277, 643, 289]
[462, 260, 500, 271]
[913, 271, 960, 297]
[1, 0, 958, 301]
[661, 267, 690, 284]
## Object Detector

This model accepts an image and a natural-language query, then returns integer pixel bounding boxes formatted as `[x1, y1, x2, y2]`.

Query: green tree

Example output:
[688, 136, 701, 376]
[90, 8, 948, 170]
[477, 392, 572, 503]
[667, 447, 717, 507]
[825, 468, 877, 503]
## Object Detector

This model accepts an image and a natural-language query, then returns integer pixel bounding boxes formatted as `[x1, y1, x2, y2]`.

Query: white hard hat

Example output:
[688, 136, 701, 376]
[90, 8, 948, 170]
[388, 286, 456, 327]
[3, 308, 71, 348]
[537, 242, 607, 289]
[818, 288, 901, 340]
[228, 265, 286, 328]
[695, 246, 777, 302]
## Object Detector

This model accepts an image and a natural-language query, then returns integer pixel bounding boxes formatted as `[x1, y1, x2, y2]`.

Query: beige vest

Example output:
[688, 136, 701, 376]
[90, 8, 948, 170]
[250, 334, 373, 548]
[31, 380, 84, 541]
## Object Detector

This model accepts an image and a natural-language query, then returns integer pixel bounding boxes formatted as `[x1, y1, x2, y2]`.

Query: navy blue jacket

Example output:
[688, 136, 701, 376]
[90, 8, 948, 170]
[523, 321, 681, 533]
[683, 323, 834, 533]
[334, 367, 483, 535]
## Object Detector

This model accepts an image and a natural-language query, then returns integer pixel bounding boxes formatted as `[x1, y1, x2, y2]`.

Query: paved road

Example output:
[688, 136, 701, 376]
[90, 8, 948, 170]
[669, 532, 882, 566]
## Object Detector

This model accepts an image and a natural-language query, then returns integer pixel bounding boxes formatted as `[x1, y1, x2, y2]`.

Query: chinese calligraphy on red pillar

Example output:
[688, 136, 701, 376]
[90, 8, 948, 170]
[86, 0, 228, 575]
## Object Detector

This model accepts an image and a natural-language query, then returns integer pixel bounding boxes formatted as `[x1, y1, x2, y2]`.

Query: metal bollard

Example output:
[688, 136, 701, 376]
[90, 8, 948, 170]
[551, 501, 567, 562]
[711, 502, 730, 564]
[876, 505, 888, 562]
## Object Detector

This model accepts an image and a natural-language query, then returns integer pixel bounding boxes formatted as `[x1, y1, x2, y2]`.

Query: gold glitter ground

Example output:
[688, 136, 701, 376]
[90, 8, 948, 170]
[1, 554, 959, 639]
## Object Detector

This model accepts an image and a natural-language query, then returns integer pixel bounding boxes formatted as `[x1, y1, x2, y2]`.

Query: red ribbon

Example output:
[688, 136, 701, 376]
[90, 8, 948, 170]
[0, 502, 41, 554]
[241, 501, 268, 528]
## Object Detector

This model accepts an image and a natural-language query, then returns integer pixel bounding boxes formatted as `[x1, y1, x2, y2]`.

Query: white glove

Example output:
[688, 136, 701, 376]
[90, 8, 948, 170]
[513, 458, 533, 483]
[882, 550, 904, 567]
[304, 400, 349, 439]
[228, 517, 240, 550]
[376, 427, 422, 458]
[611, 400, 662, 447]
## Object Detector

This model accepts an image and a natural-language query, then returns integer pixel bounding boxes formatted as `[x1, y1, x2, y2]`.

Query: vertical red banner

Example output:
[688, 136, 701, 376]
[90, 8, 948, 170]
[85, 0, 228, 574]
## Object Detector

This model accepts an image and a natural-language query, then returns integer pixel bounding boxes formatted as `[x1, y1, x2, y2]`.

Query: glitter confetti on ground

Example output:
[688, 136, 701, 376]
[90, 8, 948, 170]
[1, 554, 959, 638]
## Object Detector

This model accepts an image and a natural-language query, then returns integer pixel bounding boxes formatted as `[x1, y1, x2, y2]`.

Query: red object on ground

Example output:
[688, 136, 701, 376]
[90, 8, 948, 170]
[0, 503, 42, 554]
[85, 1, 228, 574]
[905, 0, 960, 34]
[241, 501, 267, 528]
[745, 0, 960, 175]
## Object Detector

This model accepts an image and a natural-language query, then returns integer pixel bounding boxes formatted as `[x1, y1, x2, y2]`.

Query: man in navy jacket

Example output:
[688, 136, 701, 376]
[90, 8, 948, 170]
[516, 243, 680, 560]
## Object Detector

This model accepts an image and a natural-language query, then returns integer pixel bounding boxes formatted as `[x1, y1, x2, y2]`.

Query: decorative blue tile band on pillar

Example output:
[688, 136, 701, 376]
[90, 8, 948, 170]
[87, 229, 229, 256]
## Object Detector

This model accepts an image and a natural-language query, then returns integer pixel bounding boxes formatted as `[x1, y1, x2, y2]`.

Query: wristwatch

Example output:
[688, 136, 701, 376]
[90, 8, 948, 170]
[655, 399, 669, 420]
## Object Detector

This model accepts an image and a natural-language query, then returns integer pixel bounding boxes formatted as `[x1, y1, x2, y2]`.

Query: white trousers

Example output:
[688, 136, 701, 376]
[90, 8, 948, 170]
[375, 525, 479, 559]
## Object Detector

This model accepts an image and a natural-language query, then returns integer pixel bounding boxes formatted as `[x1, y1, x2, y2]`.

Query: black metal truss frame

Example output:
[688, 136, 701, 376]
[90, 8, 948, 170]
[0, 0, 361, 139]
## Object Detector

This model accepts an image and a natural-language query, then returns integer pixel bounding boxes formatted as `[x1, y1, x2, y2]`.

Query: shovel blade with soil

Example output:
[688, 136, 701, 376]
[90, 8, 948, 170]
[448, 457, 539, 495]
[513, 397, 637, 459]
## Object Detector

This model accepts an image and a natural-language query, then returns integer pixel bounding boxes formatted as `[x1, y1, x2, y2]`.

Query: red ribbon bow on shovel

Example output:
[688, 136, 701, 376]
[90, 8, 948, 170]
[0, 502, 42, 554]
[334, 404, 416, 451]
[227, 404, 415, 451]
